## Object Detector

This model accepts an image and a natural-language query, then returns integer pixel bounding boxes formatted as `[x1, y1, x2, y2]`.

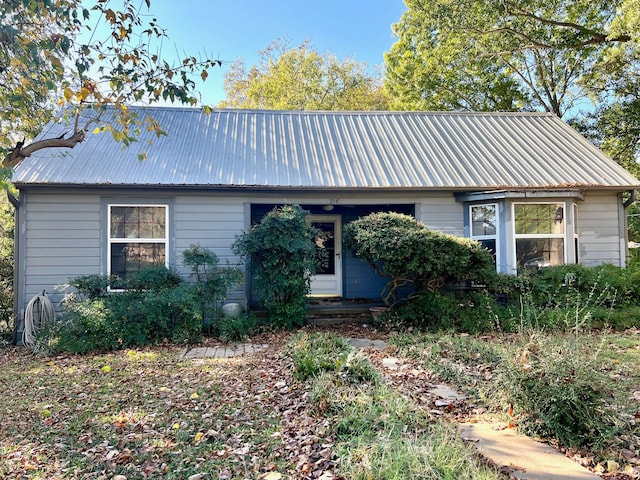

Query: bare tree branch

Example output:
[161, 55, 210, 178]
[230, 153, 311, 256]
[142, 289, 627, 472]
[3, 130, 86, 169]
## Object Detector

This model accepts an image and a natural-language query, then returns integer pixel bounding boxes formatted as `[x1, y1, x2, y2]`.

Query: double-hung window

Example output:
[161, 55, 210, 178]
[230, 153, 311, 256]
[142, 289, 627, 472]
[108, 205, 168, 281]
[514, 203, 565, 269]
[470, 204, 498, 268]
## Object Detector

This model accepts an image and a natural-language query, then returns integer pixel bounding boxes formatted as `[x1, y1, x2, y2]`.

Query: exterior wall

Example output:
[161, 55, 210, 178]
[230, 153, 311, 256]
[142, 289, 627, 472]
[15, 190, 251, 338]
[16, 189, 465, 316]
[173, 196, 247, 303]
[16, 191, 102, 336]
[577, 191, 626, 267]
[416, 195, 465, 236]
[14, 188, 629, 338]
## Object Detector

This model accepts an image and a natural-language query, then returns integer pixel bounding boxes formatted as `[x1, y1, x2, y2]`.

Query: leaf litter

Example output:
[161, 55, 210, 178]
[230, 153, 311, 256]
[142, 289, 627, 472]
[2, 325, 640, 479]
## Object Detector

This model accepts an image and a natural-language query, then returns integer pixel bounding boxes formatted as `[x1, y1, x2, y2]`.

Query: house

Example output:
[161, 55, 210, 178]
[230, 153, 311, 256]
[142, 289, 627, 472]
[10, 107, 640, 337]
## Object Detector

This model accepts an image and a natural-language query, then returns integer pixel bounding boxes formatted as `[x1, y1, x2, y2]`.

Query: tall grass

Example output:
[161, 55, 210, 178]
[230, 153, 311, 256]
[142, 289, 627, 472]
[288, 332, 504, 479]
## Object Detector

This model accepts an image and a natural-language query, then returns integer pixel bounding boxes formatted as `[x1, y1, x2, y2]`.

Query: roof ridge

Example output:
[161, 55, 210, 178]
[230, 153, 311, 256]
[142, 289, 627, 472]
[96, 105, 557, 117]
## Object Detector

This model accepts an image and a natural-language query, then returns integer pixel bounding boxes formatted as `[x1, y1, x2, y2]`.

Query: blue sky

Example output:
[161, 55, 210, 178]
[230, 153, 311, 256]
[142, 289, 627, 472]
[143, 1, 408, 105]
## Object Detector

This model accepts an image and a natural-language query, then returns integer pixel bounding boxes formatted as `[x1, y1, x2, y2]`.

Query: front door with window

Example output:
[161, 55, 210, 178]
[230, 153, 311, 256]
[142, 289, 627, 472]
[307, 215, 342, 296]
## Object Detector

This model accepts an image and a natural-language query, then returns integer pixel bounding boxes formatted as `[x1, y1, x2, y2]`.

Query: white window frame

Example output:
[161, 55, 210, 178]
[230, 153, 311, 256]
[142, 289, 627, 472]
[107, 204, 169, 282]
[469, 203, 499, 269]
[512, 201, 567, 269]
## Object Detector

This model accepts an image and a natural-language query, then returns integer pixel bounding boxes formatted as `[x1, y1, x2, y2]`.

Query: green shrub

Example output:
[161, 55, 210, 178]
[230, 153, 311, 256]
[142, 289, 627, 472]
[67, 274, 111, 300]
[343, 212, 494, 304]
[38, 266, 202, 354]
[182, 243, 243, 332]
[389, 289, 517, 334]
[219, 314, 258, 343]
[233, 205, 325, 329]
[35, 298, 114, 354]
[106, 282, 201, 347]
[499, 333, 620, 449]
[510, 267, 620, 332]
[122, 264, 183, 291]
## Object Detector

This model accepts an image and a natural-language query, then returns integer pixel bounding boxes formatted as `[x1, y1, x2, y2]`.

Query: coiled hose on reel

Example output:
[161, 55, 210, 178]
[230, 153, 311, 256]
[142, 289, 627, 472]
[22, 291, 55, 347]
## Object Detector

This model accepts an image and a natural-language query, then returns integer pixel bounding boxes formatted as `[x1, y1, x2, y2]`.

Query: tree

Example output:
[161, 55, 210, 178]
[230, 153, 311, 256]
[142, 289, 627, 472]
[219, 38, 389, 110]
[384, 0, 636, 118]
[1, 0, 221, 174]
[0, 194, 13, 335]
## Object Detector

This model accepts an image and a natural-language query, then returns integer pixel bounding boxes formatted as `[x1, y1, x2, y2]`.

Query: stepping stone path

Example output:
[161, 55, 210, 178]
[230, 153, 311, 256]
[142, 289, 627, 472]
[181, 336, 601, 479]
[345, 337, 387, 349]
[180, 343, 268, 359]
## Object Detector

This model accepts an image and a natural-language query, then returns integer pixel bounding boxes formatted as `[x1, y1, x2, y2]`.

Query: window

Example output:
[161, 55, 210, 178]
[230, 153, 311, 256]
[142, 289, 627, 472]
[108, 205, 168, 280]
[514, 203, 565, 269]
[470, 204, 498, 267]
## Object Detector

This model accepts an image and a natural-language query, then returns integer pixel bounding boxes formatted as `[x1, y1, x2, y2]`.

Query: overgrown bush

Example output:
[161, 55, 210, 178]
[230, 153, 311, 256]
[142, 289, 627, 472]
[511, 265, 632, 332]
[497, 270, 622, 448]
[389, 289, 518, 334]
[499, 333, 620, 449]
[343, 212, 494, 304]
[37, 266, 202, 354]
[233, 205, 325, 329]
[182, 243, 242, 333]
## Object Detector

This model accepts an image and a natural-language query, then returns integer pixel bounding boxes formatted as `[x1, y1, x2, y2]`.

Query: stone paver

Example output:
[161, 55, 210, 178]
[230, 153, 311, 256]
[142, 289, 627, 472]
[429, 383, 467, 401]
[181, 343, 268, 359]
[345, 337, 387, 349]
[460, 422, 600, 480]
[382, 357, 400, 369]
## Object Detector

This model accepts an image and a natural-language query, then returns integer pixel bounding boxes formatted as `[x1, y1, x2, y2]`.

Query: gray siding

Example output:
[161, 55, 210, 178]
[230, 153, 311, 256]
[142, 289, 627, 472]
[173, 196, 247, 303]
[577, 192, 625, 267]
[415, 194, 464, 235]
[20, 192, 102, 313]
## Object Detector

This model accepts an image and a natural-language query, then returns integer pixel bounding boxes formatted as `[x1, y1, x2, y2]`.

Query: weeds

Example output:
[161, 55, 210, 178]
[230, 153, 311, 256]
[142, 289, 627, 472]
[288, 332, 504, 479]
[499, 332, 621, 448]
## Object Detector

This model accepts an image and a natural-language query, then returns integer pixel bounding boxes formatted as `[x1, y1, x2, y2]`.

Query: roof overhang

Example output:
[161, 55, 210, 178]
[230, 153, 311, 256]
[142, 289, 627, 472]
[455, 190, 587, 203]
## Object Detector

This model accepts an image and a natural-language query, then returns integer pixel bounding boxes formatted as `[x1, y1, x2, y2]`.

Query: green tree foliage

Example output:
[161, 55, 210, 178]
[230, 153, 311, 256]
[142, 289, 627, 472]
[385, 0, 635, 116]
[0, 194, 13, 334]
[343, 212, 494, 305]
[1, 0, 221, 171]
[219, 38, 389, 110]
[232, 205, 325, 329]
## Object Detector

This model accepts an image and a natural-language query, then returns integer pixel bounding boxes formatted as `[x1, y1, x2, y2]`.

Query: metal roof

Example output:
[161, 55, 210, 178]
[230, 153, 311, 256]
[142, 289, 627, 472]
[12, 107, 640, 190]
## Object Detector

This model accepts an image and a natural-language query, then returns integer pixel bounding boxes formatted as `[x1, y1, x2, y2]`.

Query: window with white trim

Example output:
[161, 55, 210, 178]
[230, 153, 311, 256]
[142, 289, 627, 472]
[108, 205, 168, 280]
[470, 203, 498, 268]
[514, 203, 565, 269]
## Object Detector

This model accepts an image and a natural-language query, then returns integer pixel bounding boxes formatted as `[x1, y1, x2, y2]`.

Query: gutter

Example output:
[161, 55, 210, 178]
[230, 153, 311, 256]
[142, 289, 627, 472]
[624, 189, 637, 208]
[7, 191, 18, 208]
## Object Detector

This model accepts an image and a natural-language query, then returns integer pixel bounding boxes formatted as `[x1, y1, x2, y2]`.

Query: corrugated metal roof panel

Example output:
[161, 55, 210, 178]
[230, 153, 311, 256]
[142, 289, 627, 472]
[12, 107, 640, 190]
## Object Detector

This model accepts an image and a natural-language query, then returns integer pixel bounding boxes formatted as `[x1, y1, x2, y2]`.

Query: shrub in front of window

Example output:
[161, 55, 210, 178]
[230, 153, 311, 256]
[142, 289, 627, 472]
[510, 263, 640, 331]
[37, 266, 202, 354]
[343, 212, 494, 305]
[232, 205, 325, 329]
